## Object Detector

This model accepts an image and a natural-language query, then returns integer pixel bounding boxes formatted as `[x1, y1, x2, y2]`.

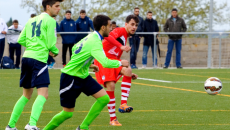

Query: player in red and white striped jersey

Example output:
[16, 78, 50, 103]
[94, 15, 139, 126]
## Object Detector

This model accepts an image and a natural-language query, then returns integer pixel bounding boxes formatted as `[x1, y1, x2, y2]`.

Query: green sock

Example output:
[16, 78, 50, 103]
[8, 95, 29, 128]
[80, 95, 110, 129]
[29, 95, 46, 126]
[43, 110, 73, 130]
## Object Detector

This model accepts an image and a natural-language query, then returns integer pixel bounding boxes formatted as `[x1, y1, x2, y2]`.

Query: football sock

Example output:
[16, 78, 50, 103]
[43, 110, 73, 130]
[80, 94, 110, 129]
[106, 91, 116, 121]
[8, 95, 29, 128]
[121, 76, 132, 105]
[29, 95, 46, 126]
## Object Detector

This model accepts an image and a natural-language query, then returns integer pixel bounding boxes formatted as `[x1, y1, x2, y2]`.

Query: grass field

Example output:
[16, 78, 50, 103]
[1, 69, 230, 130]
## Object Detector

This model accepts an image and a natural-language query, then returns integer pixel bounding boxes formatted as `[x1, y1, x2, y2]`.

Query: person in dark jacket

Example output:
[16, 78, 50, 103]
[60, 10, 77, 67]
[163, 8, 187, 69]
[129, 7, 144, 69]
[75, 10, 94, 43]
[142, 11, 159, 68]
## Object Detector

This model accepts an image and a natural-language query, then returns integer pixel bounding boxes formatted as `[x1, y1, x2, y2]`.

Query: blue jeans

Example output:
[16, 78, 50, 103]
[129, 36, 140, 65]
[0, 38, 5, 64]
[164, 39, 182, 67]
[142, 45, 157, 66]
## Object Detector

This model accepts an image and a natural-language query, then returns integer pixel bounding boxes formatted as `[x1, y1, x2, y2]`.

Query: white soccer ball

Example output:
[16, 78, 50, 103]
[204, 77, 222, 95]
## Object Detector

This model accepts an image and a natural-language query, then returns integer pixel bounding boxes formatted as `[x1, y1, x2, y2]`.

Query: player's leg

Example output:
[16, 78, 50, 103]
[43, 73, 76, 130]
[105, 81, 122, 126]
[80, 89, 110, 129]
[43, 107, 74, 130]
[119, 66, 133, 113]
[6, 88, 33, 129]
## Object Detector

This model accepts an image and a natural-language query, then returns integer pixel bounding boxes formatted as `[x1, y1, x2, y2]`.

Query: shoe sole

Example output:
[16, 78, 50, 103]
[118, 107, 133, 113]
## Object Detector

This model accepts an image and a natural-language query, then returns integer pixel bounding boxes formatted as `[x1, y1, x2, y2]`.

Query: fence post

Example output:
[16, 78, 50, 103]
[219, 33, 222, 68]
[153, 33, 157, 68]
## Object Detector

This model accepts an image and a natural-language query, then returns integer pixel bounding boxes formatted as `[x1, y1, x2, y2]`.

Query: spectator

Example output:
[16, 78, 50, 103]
[111, 21, 118, 31]
[129, 7, 144, 69]
[30, 14, 36, 18]
[142, 11, 159, 68]
[6, 20, 23, 69]
[0, 18, 8, 66]
[60, 10, 76, 67]
[75, 9, 94, 43]
[48, 17, 60, 69]
[163, 8, 187, 69]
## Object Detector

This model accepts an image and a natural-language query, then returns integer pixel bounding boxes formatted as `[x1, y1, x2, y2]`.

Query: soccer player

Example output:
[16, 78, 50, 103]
[5, 0, 63, 130]
[43, 15, 129, 130]
[94, 15, 139, 126]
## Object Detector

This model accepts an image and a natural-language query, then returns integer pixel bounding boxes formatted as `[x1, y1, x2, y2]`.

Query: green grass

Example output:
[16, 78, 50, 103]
[1, 69, 230, 130]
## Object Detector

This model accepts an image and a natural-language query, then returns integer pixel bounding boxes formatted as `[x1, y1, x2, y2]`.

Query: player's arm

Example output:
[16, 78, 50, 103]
[17, 24, 27, 47]
[89, 64, 99, 72]
[91, 43, 128, 68]
[104, 28, 131, 52]
[47, 20, 59, 55]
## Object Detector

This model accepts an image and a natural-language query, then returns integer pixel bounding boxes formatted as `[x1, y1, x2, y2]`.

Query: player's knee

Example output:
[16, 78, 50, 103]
[106, 82, 116, 91]
[123, 67, 132, 77]
[97, 94, 110, 105]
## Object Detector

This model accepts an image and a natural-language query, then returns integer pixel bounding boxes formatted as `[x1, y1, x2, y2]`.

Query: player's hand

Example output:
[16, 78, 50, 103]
[1, 31, 7, 34]
[131, 73, 138, 80]
[90, 64, 99, 72]
[121, 60, 129, 67]
[49, 52, 58, 57]
[120, 46, 131, 53]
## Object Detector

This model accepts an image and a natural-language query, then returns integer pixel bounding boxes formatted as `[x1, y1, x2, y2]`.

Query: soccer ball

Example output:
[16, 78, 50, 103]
[204, 77, 222, 95]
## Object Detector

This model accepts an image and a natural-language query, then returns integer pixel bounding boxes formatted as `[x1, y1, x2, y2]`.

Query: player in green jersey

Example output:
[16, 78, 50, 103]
[43, 15, 129, 130]
[5, 0, 63, 130]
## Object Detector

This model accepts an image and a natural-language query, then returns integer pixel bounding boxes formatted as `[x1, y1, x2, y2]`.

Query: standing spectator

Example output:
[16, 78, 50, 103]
[0, 18, 8, 66]
[111, 21, 118, 31]
[75, 9, 94, 43]
[47, 17, 60, 69]
[129, 7, 144, 69]
[60, 10, 76, 67]
[6, 20, 23, 69]
[163, 8, 187, 69]
[142, 11, 159, 68]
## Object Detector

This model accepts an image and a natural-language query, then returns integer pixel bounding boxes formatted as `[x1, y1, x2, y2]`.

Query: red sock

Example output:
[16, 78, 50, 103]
[121, 76, 132, 105]
[106, 91, 116, 121]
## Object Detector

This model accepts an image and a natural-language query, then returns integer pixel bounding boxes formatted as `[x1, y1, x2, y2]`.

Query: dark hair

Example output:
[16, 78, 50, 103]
[147, 11, 152, 14]
[125, 15, 139, 24]
[66, 10, 71, 14]
[112, 21, 116, 24]
[80, 9, 86, 14]
[30, 14, 36, 18]
[13, 20, 18, 24]
[134, 7, 139, 10]
[42, 0, 63, 11]
[172, 8, 178, 12]
[93, 15, 111, 31]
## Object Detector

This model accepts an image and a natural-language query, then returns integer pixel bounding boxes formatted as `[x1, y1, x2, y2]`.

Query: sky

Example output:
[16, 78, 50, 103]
[0, 0, 229, 31]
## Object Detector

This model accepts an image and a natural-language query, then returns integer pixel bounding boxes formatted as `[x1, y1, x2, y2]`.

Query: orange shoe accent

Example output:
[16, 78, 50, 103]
[63, 64, 66, 67]
[110, 119, 122, 126]
[119, 103, 133, 113]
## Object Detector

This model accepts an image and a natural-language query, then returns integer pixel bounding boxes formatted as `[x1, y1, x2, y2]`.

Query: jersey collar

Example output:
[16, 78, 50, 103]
[95, 31, 104, 41]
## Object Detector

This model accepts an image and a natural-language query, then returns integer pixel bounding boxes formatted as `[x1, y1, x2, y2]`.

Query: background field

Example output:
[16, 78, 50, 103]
[1, 69, 230, 130]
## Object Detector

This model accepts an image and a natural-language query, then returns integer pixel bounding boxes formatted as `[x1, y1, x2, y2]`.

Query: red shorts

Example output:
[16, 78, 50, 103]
[94, 59, 123, 87]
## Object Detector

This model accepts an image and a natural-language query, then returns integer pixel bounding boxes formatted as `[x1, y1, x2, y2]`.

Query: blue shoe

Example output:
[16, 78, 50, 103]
[49, 62, 55, 69]
[131, 64, 138, 69]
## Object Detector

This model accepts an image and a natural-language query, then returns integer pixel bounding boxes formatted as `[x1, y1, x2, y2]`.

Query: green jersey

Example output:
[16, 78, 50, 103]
[18, 12, 59, 63]
[61, 31, 121, 79]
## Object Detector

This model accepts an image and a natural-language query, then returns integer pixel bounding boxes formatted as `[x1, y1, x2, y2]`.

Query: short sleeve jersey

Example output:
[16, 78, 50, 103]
[17, 12, 59, 63]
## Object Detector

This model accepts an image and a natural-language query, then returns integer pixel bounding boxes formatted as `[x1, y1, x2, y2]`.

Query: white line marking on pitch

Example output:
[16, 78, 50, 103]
[89, 72, 230, 84]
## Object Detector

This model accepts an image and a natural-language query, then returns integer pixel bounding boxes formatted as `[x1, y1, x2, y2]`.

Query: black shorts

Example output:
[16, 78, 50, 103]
[20, 58, 50, 89]
[60, 73, 103, 108]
